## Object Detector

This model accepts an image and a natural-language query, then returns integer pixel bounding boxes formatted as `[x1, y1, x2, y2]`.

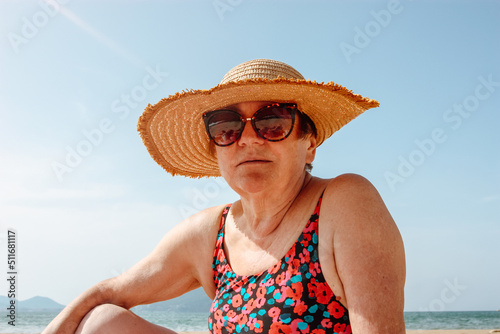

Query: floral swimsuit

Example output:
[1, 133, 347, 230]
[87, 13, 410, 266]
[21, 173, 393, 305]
[209, 196, 352, 334]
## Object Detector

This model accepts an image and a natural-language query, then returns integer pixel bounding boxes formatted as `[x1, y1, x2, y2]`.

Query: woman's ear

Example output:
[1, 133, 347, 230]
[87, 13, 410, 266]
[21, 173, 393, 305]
[305, 135, 317, 164]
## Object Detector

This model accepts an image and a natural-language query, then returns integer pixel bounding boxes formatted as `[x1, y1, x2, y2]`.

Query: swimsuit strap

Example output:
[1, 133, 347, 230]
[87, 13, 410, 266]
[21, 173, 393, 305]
[212, 204, 232, 283]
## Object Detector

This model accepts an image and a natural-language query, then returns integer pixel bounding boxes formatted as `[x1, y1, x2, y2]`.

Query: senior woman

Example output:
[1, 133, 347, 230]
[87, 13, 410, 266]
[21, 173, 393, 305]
[43, 59, 406, 334]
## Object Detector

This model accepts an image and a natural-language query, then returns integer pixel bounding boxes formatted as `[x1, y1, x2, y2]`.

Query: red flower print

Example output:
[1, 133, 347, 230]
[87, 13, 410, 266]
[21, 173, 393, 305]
[299, 249, 310, 264]
[225, 322, 236, 333]
[213, 309, 223, 320]
[284, 281, 303, 303]
[276, 272, 287, 285]
[231, 294, 242, 308]
[270, 261, 281, 274]
[291, 319, 310, 334]
[254, 320, 264, 333]
[334, 323, 346, 333]
[269, 323, 292, 334]
[333, 324, 352, 334]
[235, 313, 248, 325]
[309, 261, 321, 277]
[232, 280, 244, 293]
[268, 306, 281, 318]
[256, 286, 267, 298]
[302, 233, 311, 246]
[320, 318, 332, 329]
[243, 298, 257, 313]
[328, 301, 345, 319]
[262, 277, 275, 287]
[216, 317, 225, 328]
[226, 309, 236, 320]
[304, 219, 315, 233]
[308, 280, 333, 304]
[212, 322, 222, 334]
[247, 282, 257, 293]
[289, 259, 301, 275]
[311, 330, 325, 334]
[216, 249, 224, 262]
[293, 301, 308, 316]
[247, 317, 264, 333]
[291, 282, 303, 299]
[287, 244, 296, 261]
[274, 287, 288, 303]
[255, 297, 266, 308]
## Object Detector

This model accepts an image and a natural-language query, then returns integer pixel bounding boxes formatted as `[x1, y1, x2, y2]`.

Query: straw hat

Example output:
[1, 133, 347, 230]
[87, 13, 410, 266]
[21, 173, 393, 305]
[137, 59, 379, 178]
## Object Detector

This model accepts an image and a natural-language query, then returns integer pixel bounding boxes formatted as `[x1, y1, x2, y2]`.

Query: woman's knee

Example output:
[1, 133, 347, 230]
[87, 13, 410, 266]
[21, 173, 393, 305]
[76, 304, 177, 334]
[75, 304, 131, 334]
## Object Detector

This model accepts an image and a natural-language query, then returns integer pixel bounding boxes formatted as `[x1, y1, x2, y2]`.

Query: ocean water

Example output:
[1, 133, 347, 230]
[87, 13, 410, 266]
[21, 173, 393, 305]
[405, 311, 500, 330]
[1, 310, 499, 333]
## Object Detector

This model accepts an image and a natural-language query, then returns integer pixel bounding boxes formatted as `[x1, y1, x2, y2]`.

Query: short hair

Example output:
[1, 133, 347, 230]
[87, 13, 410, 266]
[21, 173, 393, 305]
[297, 111, 317, 172]
[297, 111, 317, 138]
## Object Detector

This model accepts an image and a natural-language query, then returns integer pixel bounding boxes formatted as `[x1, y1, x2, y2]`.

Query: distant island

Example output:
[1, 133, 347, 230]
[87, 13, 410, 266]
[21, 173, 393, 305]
[0, 295, 65, 311]
[132, 287, 213, 313]
[0, 287, 212, 313]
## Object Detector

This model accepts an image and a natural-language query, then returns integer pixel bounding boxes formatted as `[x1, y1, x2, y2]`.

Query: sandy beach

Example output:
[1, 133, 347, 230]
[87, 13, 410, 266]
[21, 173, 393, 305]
[403, 332, 500, 334]
[175, 331, 500, 334]
[2, 330, 480, 333]
[173, 331, 500, 334]
[2, 331, 498, 334]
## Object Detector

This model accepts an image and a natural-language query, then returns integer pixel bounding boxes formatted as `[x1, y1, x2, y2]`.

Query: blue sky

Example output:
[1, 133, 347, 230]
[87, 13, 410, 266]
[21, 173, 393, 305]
[0, 0, 499, 313]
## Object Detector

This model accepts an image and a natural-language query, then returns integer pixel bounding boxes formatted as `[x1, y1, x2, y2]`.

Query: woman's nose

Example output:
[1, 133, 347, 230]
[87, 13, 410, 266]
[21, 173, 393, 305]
[237, 118, 264, 145]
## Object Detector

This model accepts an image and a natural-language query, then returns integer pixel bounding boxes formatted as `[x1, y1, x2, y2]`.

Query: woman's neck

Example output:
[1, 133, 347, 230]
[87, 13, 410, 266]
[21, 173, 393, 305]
[232, 172, 313, 239]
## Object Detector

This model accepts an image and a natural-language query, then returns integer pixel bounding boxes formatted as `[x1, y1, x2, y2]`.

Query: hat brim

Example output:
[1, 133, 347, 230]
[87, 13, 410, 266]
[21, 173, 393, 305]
[137, 78, 379, 178]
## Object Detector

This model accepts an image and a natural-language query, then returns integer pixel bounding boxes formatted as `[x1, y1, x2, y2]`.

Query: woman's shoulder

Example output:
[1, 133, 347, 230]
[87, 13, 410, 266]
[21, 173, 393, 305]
[318, 173, 392, 228]
[179, 203, 229, 233]
[325, 172, 375, 189]
[321, 173, 381, 203]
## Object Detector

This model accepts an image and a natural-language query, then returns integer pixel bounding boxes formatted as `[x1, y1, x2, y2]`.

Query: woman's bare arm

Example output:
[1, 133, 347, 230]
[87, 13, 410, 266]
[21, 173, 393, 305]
[324, 174, 406, 333]
[42, 205, 224, 334]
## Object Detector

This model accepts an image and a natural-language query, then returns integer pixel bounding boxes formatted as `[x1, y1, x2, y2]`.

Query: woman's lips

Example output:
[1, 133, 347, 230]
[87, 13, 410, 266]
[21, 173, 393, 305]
[237, 159, 271, 166]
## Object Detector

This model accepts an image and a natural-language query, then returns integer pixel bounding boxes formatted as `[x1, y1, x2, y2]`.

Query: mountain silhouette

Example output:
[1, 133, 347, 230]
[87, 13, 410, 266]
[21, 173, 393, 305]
[1, 295, 65, 311]
[1, 288, 212, 313]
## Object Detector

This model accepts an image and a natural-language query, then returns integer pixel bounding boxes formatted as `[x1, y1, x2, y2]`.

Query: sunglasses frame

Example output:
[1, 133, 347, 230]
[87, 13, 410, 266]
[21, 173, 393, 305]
[202, 103, 298, 147]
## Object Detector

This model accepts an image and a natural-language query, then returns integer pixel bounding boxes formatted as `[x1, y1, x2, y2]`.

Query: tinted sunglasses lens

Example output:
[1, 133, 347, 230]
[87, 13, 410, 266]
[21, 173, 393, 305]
[254, 106, 294, 141]
[207, 111, 243, 146]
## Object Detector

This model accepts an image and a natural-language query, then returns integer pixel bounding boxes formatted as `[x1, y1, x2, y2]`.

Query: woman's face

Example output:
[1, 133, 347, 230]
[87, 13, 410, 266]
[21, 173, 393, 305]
[215, 101, 317, 195]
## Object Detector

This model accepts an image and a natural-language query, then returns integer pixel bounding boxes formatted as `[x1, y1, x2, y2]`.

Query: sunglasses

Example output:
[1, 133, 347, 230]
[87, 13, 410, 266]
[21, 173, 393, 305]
[202, 103, 298, 146]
